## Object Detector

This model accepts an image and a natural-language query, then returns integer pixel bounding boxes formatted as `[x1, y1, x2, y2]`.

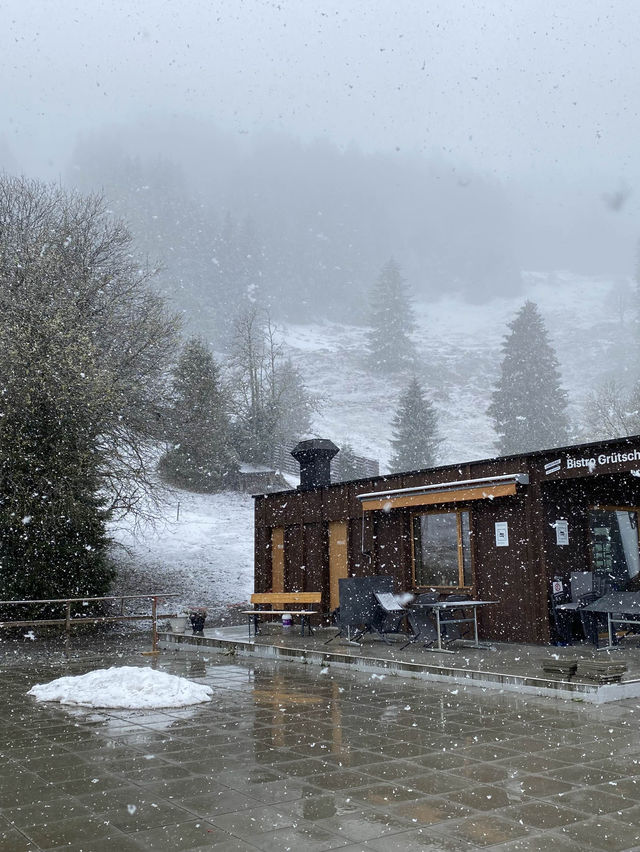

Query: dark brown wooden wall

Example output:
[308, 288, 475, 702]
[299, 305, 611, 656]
[253, 441, 640, 644]
[472, 495, 545, 643]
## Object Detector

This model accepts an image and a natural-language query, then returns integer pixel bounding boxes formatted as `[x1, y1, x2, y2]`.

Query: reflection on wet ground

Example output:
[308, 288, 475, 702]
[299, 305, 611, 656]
[2, 641, 640, 850]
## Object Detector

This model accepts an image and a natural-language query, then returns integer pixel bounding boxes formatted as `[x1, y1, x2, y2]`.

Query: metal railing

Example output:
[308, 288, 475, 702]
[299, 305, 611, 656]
[0, 593, 180, 654]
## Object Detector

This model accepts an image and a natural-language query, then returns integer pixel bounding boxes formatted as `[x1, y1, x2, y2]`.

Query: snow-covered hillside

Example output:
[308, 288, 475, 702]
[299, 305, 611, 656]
[286, 271, 634, 468]
[111, 490, 254, 617]
[112, 271, 633, 611]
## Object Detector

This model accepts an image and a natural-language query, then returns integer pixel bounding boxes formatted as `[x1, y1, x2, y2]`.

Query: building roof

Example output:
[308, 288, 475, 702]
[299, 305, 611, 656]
[253, 433, 640, 500]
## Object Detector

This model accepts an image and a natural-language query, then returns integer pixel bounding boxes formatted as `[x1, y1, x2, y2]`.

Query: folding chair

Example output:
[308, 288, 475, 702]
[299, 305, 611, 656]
[400, 593, 439, 650]
[372, 592, 408, 642]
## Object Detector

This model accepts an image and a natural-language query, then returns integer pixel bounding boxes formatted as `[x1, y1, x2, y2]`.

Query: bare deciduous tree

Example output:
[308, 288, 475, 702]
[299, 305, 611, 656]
[583, 380, 640, 440]
[228, 305, 318, 464]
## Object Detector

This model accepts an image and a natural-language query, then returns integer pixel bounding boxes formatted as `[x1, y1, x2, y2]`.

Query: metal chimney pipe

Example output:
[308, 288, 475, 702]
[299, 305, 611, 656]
[290, 439, 339, 491]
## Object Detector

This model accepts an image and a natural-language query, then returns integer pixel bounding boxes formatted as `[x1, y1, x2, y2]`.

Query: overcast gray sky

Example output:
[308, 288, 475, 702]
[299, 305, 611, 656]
[3, 0, 639, 185]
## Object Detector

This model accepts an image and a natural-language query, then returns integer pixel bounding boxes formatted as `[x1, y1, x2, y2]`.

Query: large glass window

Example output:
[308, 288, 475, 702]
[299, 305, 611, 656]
[412, 510, 472, 589]
[589, 508, 640, 589]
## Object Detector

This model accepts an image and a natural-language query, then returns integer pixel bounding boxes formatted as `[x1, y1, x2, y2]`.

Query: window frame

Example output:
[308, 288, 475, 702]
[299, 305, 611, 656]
[410, 507, 474, 591]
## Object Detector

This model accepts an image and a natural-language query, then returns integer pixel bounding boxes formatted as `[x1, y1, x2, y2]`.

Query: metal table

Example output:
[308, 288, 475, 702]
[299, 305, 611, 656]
[582, 592, 640, 651]
[411, 600, 497, 653]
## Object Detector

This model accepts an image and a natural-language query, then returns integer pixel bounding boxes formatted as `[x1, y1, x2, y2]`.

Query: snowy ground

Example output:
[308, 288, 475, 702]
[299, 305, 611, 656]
[110, 489, 254, 618]
[110, 271, 633, 610]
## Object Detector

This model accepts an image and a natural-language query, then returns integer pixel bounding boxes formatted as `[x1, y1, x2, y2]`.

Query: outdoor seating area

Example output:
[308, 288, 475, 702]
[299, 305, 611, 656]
[242, 591, 322, 639]
[323, 576, 497, 654]
[241, 570, 640, 658]
[551, 570, 640, 650]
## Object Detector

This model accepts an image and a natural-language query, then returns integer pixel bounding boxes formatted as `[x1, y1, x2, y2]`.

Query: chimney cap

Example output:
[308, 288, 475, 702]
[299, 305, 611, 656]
[291, 439, 339, 460]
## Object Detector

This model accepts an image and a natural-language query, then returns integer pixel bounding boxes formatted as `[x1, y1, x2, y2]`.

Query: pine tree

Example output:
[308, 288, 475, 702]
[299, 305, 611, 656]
[0, 316, 114, 603]
[488, 301, 569, 455]
[159, 339, 238, 491]
[389, 377, 441, 472]
[367, 258, 416, 371]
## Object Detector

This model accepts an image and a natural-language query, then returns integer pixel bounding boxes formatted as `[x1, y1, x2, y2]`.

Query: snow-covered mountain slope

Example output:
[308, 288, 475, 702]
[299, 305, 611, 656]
[286, 271, 634, 469]
[111, 271, 633, 611]
[111, 490, 254, 616]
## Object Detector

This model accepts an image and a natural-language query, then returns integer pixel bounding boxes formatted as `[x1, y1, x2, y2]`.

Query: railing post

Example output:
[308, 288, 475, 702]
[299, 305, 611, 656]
[151, 596, 158, 654]
[65, 601, 71, 655]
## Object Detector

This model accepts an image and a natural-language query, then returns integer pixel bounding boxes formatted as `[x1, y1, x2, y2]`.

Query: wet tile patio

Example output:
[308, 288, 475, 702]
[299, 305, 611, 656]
[163, 623, 640, 703]
[3, 638, 640, 850]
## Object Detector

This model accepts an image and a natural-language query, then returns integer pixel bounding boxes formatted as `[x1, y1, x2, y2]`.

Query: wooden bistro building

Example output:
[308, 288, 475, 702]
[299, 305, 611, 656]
[253, 436, 640, 645]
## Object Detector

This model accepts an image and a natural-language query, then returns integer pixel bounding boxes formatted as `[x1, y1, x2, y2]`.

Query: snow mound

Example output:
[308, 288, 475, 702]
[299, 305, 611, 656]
[27, 665, 213, 709]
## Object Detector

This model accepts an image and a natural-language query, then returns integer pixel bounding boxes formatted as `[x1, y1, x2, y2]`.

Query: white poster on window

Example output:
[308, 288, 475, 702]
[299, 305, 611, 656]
[495, 521, 509, 547]
[555, 520, 569, 546]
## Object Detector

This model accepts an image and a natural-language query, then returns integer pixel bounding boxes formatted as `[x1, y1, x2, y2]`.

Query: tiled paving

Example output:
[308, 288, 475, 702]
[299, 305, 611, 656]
[2, 641, 640, 850]
[164, 624, 640, 702]
[226, 624, 640, 679]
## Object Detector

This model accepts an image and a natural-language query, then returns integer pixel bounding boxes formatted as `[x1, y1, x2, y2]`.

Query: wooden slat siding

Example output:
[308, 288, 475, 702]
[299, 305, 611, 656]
[348, 517, 366, 577]
[301, 490, 323, 523]
[324, 483, 351, 523]
[329, 521, 349, 611]
[357, 512, 378, 578]
[474, 497, 536, 643]
[400, 512, 414, 591]
[255, 524, 270, 594]
[360, 482, 517, 512]
[541, 482, 588, 582]
[376, 511, 404, 590]
[250, 592, 321, 605]
[303, 523, 326, 606]
[271, 528, 285, 593]
[527, 479, 552, 644]
[284, 525, 305, 591]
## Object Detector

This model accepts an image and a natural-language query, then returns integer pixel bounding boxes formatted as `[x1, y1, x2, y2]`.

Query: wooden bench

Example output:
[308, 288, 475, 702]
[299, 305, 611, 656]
[242, 592, 322, 639]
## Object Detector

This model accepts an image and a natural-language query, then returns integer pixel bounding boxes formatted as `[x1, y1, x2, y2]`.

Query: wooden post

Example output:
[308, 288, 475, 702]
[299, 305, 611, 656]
[142, 596, 161, 656]
[151, 596, 157, 653]
[65, 601, 71, 654]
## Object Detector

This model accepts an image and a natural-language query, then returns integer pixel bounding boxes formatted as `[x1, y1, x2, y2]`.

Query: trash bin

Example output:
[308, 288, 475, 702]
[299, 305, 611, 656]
[169, 615, 188, 634]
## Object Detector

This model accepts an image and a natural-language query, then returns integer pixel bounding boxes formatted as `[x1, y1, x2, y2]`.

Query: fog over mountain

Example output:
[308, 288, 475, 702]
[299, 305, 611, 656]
[3, 0, 640, 327]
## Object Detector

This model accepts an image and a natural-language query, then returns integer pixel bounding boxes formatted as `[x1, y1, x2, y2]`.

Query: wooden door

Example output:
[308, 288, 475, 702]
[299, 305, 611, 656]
[329, 520, 349, 610]
[271, 527, 285, 593]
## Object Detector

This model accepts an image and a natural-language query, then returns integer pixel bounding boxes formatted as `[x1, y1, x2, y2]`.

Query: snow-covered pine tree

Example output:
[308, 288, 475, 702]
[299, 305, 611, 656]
[367, 258, 416, 371]
[488, 301, 569, 455]
[389, 377, 441, 472]
[159, 338, 238, 491]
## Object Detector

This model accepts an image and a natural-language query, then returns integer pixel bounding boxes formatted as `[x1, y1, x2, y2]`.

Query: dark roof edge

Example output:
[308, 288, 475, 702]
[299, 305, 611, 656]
[252, 433, 640, 500]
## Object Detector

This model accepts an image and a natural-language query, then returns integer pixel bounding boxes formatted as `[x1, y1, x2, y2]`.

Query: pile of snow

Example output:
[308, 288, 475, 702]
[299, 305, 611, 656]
[27, 666, 213, 709]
